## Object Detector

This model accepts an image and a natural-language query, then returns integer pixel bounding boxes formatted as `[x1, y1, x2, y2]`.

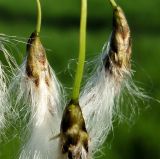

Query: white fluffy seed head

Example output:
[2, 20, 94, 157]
[17, 65, 62, 159]
[80, 55, 147, 156]
[14, 60, 64, 159]
[80, 61, 115, 153]
[9, 33, 65, 159]
[80, 5, 147, 157]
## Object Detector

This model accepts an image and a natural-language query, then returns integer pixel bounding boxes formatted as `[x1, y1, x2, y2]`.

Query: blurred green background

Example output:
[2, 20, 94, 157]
[0, 0, 160, 159]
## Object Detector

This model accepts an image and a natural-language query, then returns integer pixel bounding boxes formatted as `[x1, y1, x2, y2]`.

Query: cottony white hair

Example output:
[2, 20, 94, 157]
[0, 34, 19, 74]
[80, 57, 116, 153]
[80, 42, 146, 155]
[0, 37, 7, 131]
[0, 34, 18, 135]
[10, 58, 64, 159]
[0, 62, 7, 132]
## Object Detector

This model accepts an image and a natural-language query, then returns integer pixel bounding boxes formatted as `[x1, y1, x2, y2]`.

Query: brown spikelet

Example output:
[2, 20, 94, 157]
[60, 100, 89, 159]
[26, 32, 51, 87]
[104, 6, 132, 76]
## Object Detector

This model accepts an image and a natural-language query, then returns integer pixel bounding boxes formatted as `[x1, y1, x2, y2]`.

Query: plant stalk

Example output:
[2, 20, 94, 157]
[109, 0, 118, 9]
[36, 0, 42, 35]
[72, 0, 87, 103]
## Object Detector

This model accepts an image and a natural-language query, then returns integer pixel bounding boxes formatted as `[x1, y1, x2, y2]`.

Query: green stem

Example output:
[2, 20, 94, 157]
[36, 0, 42, 35]
[72, 0, 87, 102]
[108, 0, 118, 9]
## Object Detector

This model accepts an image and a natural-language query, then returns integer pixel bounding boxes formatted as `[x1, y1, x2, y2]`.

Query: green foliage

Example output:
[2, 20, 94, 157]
[0, 0, 160, 159]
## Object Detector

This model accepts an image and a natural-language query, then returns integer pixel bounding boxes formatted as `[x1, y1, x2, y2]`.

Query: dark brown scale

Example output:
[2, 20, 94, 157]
[34, 78, 40, 87]
[60, 100, 89, 159]
[26, 32, 36, 51]
[26, 64, 34, 78]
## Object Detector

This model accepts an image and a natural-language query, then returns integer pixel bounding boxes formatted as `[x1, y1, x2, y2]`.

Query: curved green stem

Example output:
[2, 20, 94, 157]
[72, 0, 87, 102]
[108, 0, 118, 9]
[36, 0, 42, 35]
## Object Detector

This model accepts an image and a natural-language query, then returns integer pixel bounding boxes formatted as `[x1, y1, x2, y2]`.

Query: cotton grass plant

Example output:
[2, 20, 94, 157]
[80, 0, 147, 156]
[8, 0, 63, 158]
[0, 0, 148, 158]
[80, 0, 132, 151]
[56, 0, 89, 158]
